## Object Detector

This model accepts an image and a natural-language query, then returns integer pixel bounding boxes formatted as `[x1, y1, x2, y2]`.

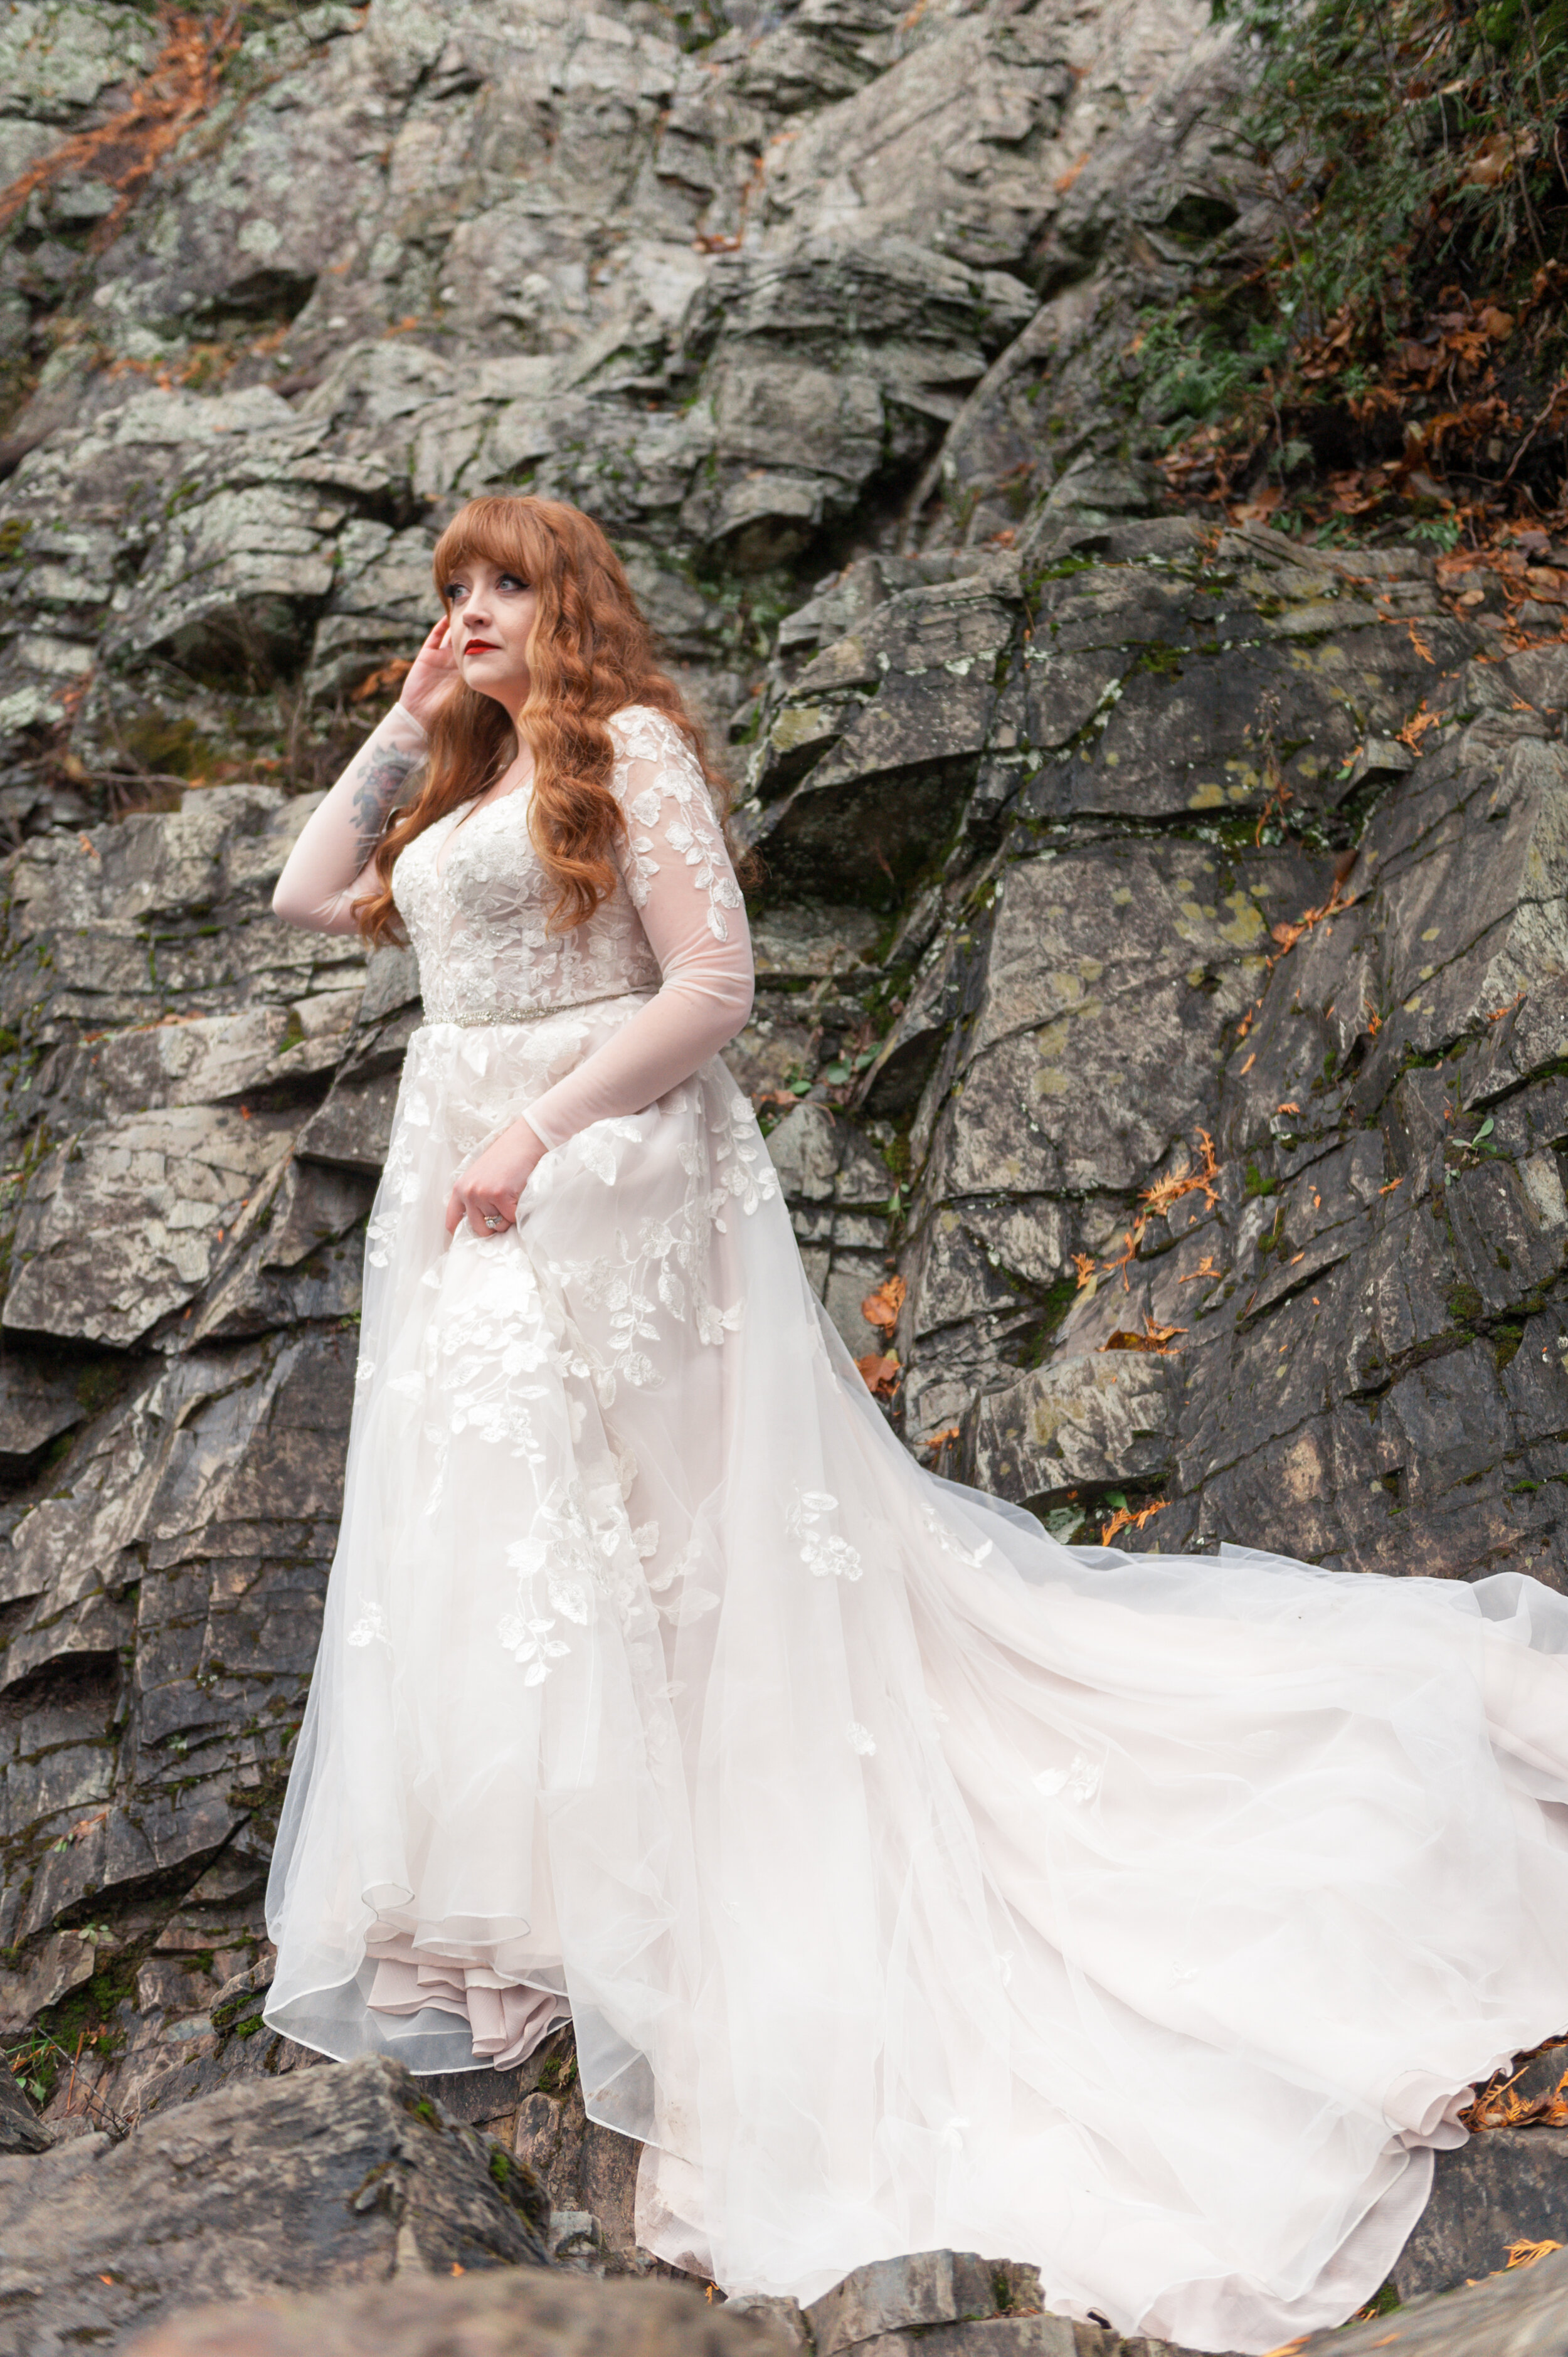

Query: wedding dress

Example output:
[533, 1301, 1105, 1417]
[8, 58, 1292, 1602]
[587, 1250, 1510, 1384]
[265, 702, 1568, 2353]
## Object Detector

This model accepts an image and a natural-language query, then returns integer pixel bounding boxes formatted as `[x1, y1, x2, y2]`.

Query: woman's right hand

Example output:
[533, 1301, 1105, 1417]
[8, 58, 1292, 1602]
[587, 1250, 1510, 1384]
[398, 616, 459, 732]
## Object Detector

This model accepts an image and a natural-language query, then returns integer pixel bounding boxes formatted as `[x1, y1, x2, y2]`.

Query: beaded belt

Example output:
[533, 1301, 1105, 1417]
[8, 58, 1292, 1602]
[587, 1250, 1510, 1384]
[441, 990, 645, 1029]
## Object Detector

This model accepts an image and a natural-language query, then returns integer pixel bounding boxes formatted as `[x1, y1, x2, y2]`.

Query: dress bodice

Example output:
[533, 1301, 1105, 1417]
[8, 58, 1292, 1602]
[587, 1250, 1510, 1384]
[391, 706, 707, 1025]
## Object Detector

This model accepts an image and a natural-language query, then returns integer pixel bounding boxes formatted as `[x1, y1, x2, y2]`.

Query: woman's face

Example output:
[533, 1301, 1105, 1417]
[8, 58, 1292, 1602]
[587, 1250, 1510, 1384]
[441, 554, 539, 718]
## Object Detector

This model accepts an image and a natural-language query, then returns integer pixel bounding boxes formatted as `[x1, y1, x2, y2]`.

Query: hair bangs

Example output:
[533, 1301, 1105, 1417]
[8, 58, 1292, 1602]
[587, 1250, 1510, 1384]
[430, 496, 556, 598]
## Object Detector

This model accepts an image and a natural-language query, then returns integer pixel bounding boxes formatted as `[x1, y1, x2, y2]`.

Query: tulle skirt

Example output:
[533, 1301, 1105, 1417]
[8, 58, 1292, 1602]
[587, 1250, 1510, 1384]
[265, 998, 1568, 2351]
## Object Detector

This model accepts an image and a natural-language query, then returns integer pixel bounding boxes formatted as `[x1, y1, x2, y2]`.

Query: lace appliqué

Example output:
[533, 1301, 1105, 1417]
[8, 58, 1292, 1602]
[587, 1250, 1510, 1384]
[386, 704, 732, 1026]
[498, 1463, 658, 1681]
[645, 1534, 721, 1627]
[1034, 1754, 1102, 1803]
[618, 707, 745, 945]
[921, 1502, 993, 1570]
[786, 1490, 864, 1581]
[347, 1601, 388, 1648]
[541, 1093, 761, 1401]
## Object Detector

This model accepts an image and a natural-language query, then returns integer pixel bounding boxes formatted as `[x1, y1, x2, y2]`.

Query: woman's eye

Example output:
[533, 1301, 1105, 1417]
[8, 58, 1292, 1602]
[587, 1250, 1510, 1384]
[444, 583, 467, 603]
[499, 575, 529, 592]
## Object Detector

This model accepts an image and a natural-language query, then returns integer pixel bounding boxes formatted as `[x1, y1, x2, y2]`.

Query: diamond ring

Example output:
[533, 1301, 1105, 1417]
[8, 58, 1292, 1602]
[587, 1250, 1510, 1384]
[483, 1212, 504, 1232]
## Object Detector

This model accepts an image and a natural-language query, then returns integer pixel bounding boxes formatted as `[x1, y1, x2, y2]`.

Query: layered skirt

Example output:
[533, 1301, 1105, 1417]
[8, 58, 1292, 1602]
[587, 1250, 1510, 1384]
[266, 997, 1568, 2351]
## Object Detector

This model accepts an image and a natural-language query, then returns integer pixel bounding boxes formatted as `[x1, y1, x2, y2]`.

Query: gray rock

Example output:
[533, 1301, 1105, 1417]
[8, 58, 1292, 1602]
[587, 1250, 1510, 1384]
[1396, 2131, 1568, 2302]
[3, 1104, 296, 1347]
[0, 2053, 550, 2354]
[961, 1350, 1182, 1516]
[1296, 2242, 1568, 2356]
[122, 2268, 796, 2356]
[0, 1354, 85, 1470]
[806, 2250, 1030, 2353]
[0, 2062, 48, 2156]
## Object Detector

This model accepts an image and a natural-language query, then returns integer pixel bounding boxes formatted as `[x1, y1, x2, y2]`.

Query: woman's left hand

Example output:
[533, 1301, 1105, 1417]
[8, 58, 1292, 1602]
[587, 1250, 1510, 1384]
[445, 1116, 548, 1238]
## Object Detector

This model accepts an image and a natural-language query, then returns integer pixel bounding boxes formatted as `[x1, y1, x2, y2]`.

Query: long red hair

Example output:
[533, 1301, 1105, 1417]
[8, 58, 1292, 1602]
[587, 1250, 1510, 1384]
[354, 496, 740, 945]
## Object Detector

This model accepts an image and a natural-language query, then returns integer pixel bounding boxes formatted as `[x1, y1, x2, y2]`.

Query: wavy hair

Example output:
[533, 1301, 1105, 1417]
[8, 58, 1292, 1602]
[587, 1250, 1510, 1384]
[355, 495, 743, 945]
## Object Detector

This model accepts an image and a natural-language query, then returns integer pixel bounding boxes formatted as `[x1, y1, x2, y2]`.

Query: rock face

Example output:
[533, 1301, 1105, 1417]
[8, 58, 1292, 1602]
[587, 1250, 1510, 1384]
[0, 0, 1562, 2339]
[0, 2053, 551, 2354]
[126, 2273, 794, 2357]
[1297, 2245, 1568, 2357]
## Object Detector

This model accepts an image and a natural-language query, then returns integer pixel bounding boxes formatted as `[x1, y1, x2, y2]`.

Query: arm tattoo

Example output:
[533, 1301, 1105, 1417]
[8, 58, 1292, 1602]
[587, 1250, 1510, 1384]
[349, 743, 420, 867]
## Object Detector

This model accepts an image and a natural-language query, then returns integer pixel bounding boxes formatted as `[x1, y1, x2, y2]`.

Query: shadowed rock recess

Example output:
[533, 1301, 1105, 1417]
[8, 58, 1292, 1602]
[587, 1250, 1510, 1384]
[0, 0, 1565, 2346]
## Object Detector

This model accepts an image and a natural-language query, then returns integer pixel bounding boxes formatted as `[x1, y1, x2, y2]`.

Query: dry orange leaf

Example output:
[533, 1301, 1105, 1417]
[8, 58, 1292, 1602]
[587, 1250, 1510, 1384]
[856, 1352, 901, 1401]
[861, 1274, 908, 1334]
[0, 9, 239, 248]
[921, 1424, 961, 1455]
[1179, 1255, 1223, 1285]
[1100, 1498, 1167, 1545]
[352, 657, 414, 704]
[1100, 1317, 1187, 1354]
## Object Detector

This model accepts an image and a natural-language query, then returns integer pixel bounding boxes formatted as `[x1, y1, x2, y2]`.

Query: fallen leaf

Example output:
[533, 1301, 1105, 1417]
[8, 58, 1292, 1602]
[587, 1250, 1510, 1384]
[1100, 1498, 1167, 1546]
[861, 1274, 908, 1334]
[1100, 1317, 1187, 1353]
[1179, 1255, 1223, 1284]
[1508, 2239, 1563, 2269]
[856, 1352, 901, 1401]
[351, 657, 413, 704]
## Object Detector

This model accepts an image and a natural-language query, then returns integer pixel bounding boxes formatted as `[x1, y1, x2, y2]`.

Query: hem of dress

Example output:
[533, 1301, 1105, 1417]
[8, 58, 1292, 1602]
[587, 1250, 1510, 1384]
[263, 1973, 563, 2079]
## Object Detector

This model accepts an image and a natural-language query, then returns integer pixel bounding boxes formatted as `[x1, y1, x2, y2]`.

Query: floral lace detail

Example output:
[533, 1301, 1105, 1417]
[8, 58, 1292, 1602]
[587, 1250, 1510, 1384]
[921, 1502, 993, 1570]
[708, 1086, 779, 1220]
[390, 705, 728, 1025]
[347, 1600, 388, 1648]
[645, 1534, 721, 1627]
[538, 1093, 764, 1401]
[1033, 1754, 1102, 1803]
[620, 706, 745, 944]
[785, 1490, 864, 1581]
[497, 1463, 656, 1683]
[846, 1721, 877, 1756]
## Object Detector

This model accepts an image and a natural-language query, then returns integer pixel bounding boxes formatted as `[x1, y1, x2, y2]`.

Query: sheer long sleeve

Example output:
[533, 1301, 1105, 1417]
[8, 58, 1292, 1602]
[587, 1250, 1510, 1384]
[272, 704, 429, 935]
[520, 719, 754, 1150]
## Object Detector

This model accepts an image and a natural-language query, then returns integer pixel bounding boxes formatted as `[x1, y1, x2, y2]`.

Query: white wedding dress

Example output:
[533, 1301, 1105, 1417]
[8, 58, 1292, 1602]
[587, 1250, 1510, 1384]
[266, 704, 1568, 2353]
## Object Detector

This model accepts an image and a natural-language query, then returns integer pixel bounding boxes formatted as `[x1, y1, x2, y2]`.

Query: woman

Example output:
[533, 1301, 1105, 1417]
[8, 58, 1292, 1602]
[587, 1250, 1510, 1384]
[266, 494, 1568, 2352]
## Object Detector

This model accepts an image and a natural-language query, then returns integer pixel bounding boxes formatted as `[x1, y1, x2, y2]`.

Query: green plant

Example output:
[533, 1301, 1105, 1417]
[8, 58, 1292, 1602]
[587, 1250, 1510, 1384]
[1128, 305, 1290, 443]
[1409, 515, 1463, 549]
[1165, 0, 1568, 516]
[1215, 0, 1567, 326]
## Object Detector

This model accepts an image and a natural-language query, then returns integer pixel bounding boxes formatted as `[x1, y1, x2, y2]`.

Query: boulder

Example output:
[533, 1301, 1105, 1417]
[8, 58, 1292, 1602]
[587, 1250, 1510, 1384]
[124, 2270, 793, 2357]
[0, 2053, 550, 2354]
[1295, 2242, 1568, 2357]
[1396, 2131, 1568, 2302]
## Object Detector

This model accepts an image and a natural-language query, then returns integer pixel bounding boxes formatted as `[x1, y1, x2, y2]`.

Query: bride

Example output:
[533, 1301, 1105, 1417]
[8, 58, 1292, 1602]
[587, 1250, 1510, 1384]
[265, 492, 1568, 2352]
